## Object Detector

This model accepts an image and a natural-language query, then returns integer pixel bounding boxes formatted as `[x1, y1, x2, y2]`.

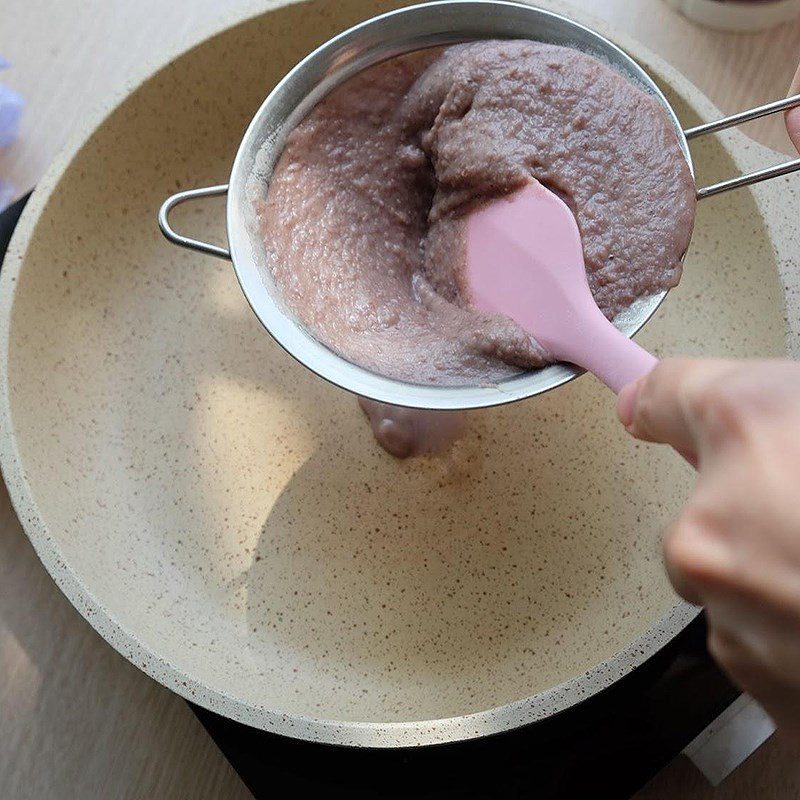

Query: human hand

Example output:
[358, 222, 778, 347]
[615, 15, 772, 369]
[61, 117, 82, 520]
[613, 68, 800, 739]
[618, 359, 800, 738]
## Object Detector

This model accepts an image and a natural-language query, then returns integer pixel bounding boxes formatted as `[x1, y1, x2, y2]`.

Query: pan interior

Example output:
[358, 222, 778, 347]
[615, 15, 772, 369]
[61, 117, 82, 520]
[2, 0, 787, 736]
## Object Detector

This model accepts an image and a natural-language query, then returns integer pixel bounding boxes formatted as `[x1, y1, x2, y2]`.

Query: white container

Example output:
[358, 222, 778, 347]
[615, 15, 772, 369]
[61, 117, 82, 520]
[664, 0, 800, 31]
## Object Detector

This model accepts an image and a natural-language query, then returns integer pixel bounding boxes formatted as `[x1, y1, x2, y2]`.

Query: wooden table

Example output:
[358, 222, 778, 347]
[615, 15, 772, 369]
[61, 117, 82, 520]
[1, 1, 799, 797]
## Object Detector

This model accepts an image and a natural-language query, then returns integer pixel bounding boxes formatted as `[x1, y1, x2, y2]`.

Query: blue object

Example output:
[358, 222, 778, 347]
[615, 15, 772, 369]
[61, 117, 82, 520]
[0, 58, 22, 211]
[0, 58, 23, 149]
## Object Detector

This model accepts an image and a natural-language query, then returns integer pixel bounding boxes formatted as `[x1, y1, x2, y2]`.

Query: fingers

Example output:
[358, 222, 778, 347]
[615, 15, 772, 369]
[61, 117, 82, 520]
[663, 510, 728, 605]
[705, 628, 799, 736]
[665, 492, 800, 739]
[631, 358, 800, 738]
[706, 607, 800, 740]
[617, 358, 737, 458]
[787, 62, 800, 153]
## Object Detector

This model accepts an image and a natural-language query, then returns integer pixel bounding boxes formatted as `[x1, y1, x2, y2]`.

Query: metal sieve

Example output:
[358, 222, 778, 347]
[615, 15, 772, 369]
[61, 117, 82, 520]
[159, 0, 800, 410]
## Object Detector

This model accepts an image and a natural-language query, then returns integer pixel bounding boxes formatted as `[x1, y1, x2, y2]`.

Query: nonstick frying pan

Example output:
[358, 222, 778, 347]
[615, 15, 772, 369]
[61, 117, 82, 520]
[0, 0, 795, 747]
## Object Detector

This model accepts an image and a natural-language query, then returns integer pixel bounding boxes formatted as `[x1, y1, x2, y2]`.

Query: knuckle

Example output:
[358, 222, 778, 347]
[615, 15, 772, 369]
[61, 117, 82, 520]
[629, 358, 703, 441]
[630, 368, 666, 439]
[663, 512, 704, 573]
[684, 379, 755, 446]
[662, 516, 703, 601]
[663, 507, 731, 587]
[663, 518, 690, 570]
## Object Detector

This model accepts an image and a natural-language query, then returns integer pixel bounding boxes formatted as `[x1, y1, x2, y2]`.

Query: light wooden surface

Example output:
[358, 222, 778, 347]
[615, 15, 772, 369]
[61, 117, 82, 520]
[1, 1, 799, 797]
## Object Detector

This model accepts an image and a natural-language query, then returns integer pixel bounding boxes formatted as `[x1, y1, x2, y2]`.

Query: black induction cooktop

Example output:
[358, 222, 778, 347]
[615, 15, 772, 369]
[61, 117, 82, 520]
[1, 192, 739, 800]
[188, 613, 737, 799]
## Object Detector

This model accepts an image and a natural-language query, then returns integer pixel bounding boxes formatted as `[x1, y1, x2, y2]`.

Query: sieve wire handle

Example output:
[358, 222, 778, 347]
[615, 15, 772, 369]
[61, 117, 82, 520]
[158, 184, 231, 260]
[160, 97, 800, 243]
[686, 93, 800, 200]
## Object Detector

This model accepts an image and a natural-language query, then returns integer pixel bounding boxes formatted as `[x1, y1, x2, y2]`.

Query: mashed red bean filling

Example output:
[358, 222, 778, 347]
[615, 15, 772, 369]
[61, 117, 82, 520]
[259, 40, 696, 453]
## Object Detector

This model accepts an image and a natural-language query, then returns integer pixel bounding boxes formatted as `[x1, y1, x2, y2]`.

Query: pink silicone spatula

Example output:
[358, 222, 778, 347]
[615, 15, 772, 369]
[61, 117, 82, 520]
[466, 181, 657, 394]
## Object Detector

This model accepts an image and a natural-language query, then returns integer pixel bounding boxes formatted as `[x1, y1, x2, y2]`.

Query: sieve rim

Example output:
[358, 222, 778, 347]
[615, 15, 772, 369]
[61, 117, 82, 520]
[225, 0, 694, 409]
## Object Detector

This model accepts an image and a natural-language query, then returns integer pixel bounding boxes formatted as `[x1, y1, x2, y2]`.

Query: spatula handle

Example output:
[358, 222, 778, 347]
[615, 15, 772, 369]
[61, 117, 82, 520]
[555, 307, 699, 464]
[568, 313, 701, 465]
[558, 303, 658, 395]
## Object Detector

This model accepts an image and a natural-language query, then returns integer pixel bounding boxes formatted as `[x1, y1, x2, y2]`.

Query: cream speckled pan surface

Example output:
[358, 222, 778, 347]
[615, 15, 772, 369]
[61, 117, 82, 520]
[0, 0, 797, 747]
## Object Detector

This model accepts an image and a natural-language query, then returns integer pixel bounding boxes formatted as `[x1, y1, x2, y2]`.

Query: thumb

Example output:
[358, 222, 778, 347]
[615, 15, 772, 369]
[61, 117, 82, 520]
[617, 358, 737, 458]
